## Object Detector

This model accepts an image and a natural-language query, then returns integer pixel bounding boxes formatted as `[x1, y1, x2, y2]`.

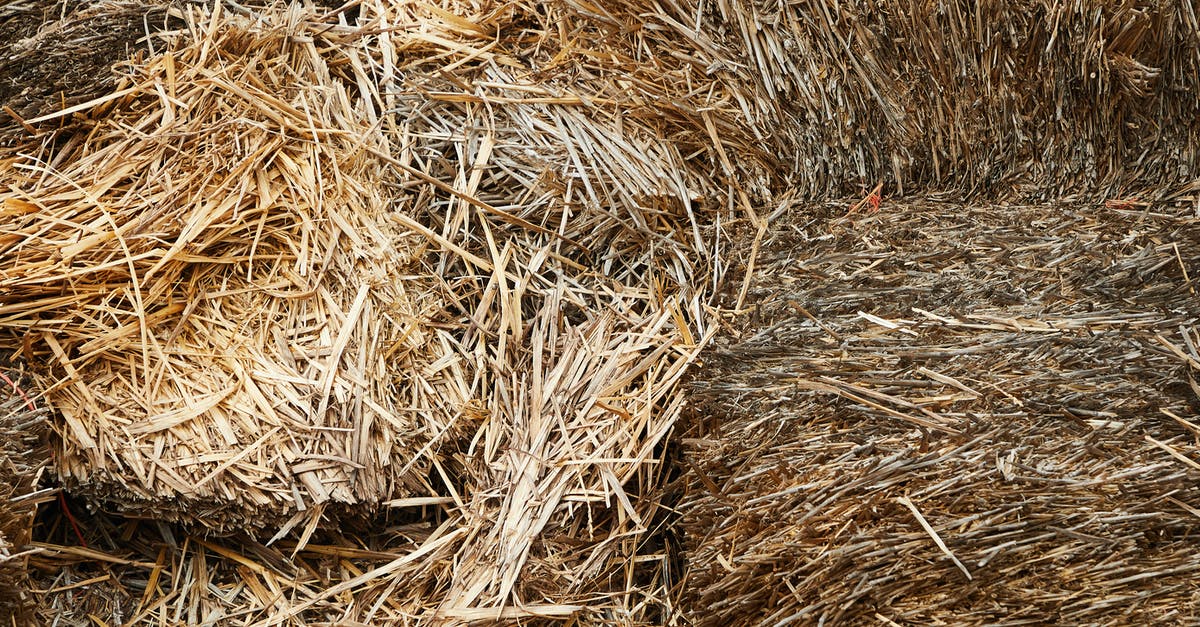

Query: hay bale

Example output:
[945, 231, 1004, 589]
[0, 4, 465, 532]
[330, 0, 749, 619]
[678, 199, 1200, 624]
[7, 0, 1200, 624]
[613, 0, 1200, 198]
[4, 0, 746, 621]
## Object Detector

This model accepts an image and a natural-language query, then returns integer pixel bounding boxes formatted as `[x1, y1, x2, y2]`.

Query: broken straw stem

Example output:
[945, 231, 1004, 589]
[897, 495, 972, 580]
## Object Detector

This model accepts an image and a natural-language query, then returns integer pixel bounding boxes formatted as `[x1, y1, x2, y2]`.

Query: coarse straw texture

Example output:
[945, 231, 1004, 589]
[327, 0, 747, 619]
[8, 0, 1200, 624]
[0, 4, 467, 531]
[603, 0, 1200, 198]
[679, 198, 1200, 625]
[6, 0, 747, 622]
[0, 0, 177, 142]
[0, 365, 48, 624]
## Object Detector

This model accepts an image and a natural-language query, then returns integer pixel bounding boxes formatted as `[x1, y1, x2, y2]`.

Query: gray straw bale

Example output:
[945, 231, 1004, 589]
[679, 199, 1200, 625]
[612, 0, 1200, 197]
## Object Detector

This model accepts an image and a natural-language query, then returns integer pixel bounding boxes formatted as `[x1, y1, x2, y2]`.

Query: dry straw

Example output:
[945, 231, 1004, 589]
[680, 200, 1200, 625]
[330, 0, 754, 619]
[625, 0, 1200, 198]
[6, 0, 1199, 624]
[0, 3, 467, 531]
[3, 0, 753, 622]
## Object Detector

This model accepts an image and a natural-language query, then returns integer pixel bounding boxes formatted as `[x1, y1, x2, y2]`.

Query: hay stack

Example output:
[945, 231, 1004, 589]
[6, 0, 1200, 624]
[679, 199, 1200, 624]
[611, 0, 1200, 198]
[5, 0, 751, 621]
[0, 4, 466, 531]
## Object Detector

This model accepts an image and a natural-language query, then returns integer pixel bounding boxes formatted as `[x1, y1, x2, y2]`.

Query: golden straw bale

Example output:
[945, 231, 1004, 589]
[0, 4, 465, 532]
[4, 0, 746, 619]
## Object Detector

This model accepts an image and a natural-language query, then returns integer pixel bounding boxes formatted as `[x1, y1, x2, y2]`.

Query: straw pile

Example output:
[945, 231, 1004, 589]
[0, 365, 48, 624]
[0, 3, 468, 531]
[7, 0, 1200, 624]
[3, 0, 749, 622]
[678, 198, 1200, 624]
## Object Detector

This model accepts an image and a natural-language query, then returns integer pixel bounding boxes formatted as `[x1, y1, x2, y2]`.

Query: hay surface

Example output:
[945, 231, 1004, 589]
[0, 368, 48, 624]
[0, 1, 175, 140]
[0, 4, 466, 531]
[679, 198, 1200, 625]
[10, 0, 1200, 624]
[7, 0, 744, 622]
[611, 0, 1200, 197]
[327, 0, 745, 618]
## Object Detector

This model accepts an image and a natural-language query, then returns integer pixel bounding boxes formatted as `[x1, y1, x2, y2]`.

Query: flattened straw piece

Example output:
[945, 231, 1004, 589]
[314, 284, 370, 421]
[1145, 436, 1200, 473]
[22, 87, 140, 125]
[897, 495, 972, 581]
[41, 334, 98, 451]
